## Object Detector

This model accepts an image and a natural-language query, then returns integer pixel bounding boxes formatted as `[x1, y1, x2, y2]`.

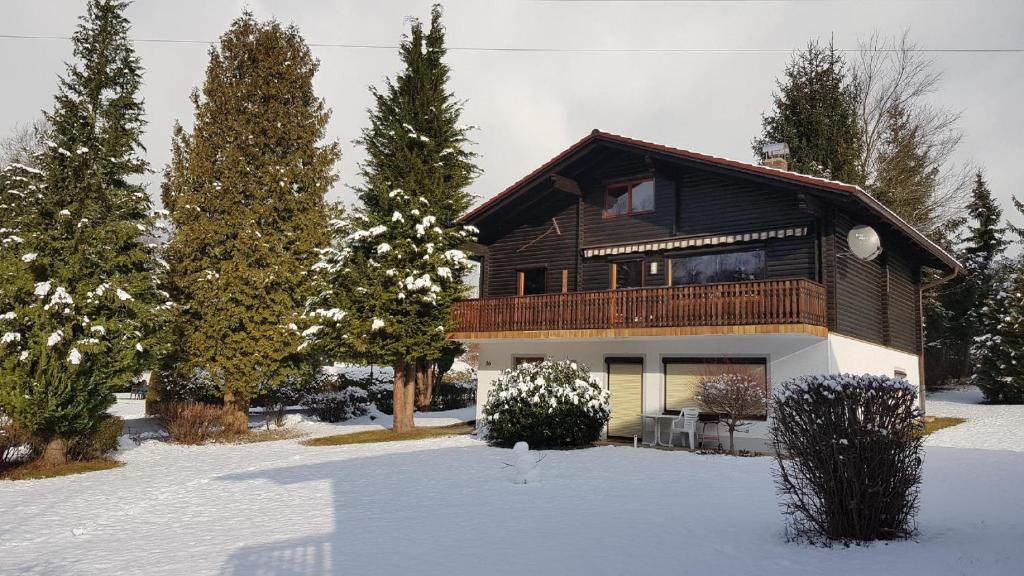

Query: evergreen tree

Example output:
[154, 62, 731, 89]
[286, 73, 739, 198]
[1009, 195, 1024, 245]
[0, 0, 164, 464]
[972, 271, 1024, 403]
[871, 103, 941, 233]
[754, 39, 864, 184]
[162, 13, 338, 433]
[925, 172, 1006, 386]
[308, 6, 478, 431]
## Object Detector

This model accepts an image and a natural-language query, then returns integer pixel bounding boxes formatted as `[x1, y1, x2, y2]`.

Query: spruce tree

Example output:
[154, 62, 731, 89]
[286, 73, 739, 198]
[972, 271, 1024, 403]
[1009, 195, 1024, 244]
[308, 6, 478, 430]
[0, 0, 164, 463]
[162, 13, 337, 433]
[925, 172, 1007, 387]
[754, 39, 864, 184]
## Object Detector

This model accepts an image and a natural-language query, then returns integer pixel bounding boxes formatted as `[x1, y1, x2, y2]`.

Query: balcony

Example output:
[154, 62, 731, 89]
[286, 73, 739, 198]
[450, 278, 828, 339]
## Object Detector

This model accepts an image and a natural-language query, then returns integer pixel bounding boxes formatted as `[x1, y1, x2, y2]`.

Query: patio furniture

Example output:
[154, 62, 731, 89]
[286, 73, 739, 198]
[640, 413, 678, 447]
[670, 408, 701, 448]
[699, 417, 723, 451]
[130, 383, 147, 400]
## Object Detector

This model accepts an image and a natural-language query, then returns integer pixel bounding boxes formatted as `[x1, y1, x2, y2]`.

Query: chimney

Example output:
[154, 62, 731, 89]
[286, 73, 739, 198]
[760, 142, 789, 171]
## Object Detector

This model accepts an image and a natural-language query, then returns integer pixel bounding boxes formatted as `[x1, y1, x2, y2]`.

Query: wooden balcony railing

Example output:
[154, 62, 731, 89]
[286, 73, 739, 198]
[451, 278, 827, 335]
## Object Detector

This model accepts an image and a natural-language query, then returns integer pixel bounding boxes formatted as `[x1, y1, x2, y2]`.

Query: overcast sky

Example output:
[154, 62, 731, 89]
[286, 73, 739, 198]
[2, 0, 1022, 236]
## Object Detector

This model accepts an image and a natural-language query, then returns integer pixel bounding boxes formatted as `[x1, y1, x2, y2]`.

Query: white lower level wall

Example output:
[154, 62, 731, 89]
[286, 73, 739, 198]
[472, 332, 921, 452]
[826, 333, 920, 386]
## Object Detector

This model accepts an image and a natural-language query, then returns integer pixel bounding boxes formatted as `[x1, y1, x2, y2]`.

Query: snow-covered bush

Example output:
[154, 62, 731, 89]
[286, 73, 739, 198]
[430, 377, 475, 411]
[972, 273, 1024, 403]
[156, 368, 221, 404]
[770, 374, 923, 543]
[303, 388, 370, 423]
[483, 360, 609, 448]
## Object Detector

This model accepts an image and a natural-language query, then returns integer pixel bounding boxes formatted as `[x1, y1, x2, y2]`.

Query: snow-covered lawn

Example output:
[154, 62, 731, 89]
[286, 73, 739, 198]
[925, 386, 1024, 451]
[2, 390, 1023, 576]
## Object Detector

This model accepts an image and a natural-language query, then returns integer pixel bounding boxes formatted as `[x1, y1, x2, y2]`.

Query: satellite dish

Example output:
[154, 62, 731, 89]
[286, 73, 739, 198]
[847, 225, 882, 261]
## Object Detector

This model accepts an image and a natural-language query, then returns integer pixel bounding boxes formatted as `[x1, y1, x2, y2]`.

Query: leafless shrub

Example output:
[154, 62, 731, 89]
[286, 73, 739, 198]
[697, 374, 767, 455]
[157, 402, 225, 445]
[770, 374, 923, 543]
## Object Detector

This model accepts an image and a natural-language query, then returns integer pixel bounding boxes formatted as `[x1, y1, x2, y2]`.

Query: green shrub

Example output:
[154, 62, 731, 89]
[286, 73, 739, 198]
[304, 388, 370, 423]
[71, 415, 124, 459]
[482, 360, 609, 448]
[430, 380, 475, 411]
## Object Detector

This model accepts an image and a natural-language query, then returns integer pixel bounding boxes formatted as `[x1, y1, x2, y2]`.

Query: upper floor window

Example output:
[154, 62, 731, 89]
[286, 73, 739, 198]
[670, 249, 765, 286]
[517, 268, 546, 295]
[605, 179, 655, 217]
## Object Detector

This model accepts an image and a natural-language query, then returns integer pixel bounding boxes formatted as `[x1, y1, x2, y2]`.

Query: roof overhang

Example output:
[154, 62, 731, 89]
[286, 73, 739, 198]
[462, 130, 963, 275]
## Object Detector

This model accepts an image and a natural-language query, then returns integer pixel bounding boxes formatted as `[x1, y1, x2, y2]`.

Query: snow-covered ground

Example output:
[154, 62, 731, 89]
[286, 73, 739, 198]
[2, 389, 1023, 575]
[107, 392, 147, 421]
[925, 386, 1024, 452]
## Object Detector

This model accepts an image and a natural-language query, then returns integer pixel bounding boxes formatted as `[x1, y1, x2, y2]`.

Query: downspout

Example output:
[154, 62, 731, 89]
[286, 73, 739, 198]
[917, 267, 961, 414]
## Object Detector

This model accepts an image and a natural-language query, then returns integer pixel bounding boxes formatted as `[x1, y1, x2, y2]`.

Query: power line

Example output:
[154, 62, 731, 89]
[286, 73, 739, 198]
[0, 33, 1021, 53]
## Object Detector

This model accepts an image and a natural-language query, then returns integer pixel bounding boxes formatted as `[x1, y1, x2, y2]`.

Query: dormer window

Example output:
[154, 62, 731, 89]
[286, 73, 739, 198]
[604, 179, 655, 217]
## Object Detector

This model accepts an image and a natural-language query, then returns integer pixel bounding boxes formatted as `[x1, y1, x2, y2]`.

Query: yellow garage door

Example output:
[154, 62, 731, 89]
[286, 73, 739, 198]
[607, 360, 643, 438]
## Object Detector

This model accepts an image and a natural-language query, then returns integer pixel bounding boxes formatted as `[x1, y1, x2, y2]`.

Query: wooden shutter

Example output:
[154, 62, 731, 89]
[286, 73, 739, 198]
[664, 361, 767, 413]
[664, 363, 705, 412]
[607, 361, 643, 438]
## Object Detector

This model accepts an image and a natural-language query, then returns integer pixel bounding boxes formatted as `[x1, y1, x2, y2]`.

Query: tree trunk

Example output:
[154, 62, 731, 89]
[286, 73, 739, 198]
[414, 359, 435, 411]
[393, 359, 416, 432]
[41, 438, 69, 466]
[145, 370, 162, 416]
[222, 390, 250, 437]
[728, 427, 736, 455]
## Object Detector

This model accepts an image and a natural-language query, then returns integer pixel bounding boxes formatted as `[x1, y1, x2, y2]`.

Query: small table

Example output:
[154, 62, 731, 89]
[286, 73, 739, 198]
[640, 413, 679, 447]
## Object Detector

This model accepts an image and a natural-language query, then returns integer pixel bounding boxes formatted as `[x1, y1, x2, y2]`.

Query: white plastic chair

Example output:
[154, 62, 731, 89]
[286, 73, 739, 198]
[670, 408, 701, 448]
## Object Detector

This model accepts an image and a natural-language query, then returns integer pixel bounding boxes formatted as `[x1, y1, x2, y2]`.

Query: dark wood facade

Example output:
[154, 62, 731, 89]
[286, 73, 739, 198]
[466, 134, 959, 355]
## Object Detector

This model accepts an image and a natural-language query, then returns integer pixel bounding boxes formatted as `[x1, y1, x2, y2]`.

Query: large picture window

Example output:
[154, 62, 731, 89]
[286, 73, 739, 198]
[612, 259, 644, 290]
[663, 358, 768, 418]
[670, 249, 765, 286]
[604, 179, 655, 217]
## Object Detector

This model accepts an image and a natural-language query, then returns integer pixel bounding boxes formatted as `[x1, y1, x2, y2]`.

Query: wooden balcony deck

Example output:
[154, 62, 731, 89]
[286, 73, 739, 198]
[451, 278, 828, 340]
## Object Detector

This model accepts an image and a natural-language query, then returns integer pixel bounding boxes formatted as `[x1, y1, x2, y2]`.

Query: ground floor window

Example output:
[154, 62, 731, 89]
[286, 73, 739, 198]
[513, 356, 545, 367]
[663, 358, 768, 417]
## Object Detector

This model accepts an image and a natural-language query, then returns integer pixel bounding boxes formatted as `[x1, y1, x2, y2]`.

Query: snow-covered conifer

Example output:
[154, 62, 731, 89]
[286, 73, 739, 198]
[0, 0, 166, 464]
[307, 6, 478, 431]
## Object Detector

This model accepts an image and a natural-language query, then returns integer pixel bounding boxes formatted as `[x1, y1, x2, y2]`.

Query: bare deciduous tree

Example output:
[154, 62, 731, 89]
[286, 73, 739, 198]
[697, 374, 767, 455]
[854, 30, 973, 238]
[0, 119, 48, 170]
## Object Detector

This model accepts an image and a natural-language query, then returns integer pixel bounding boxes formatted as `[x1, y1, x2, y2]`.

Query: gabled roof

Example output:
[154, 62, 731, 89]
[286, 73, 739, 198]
[463, 129, 962, 274]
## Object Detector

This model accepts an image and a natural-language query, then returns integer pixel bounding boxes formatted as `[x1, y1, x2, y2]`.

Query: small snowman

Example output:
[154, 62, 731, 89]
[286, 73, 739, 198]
[510, 441, 541, 484]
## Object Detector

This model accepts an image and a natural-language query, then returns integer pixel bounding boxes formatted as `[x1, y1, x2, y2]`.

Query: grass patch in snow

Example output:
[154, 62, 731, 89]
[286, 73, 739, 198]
[920, 416, 967, 437]
[232, 427, 307, 444]
[302, 422, 473, 446]
[1, 458, 123, 481]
